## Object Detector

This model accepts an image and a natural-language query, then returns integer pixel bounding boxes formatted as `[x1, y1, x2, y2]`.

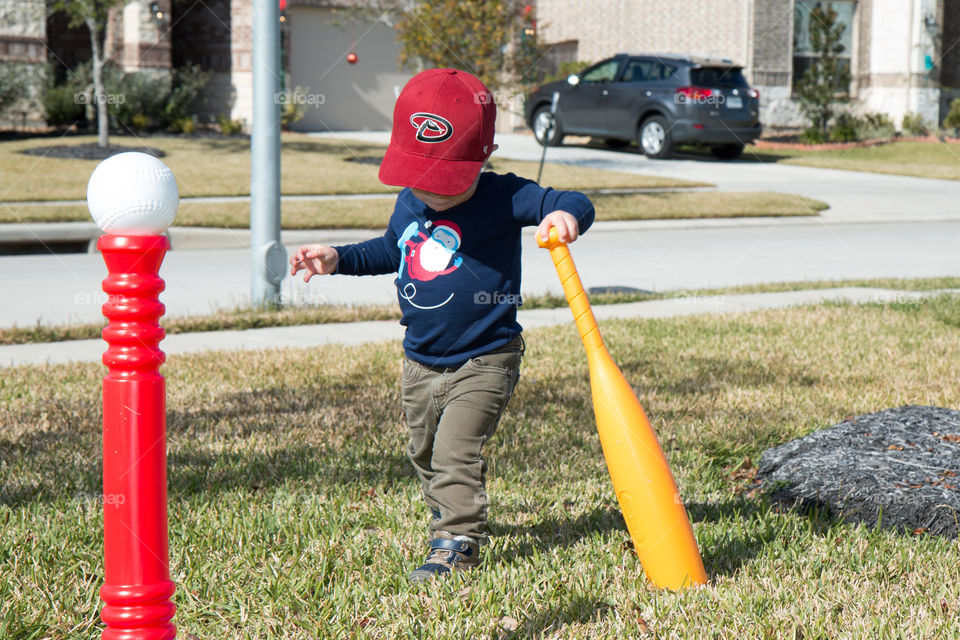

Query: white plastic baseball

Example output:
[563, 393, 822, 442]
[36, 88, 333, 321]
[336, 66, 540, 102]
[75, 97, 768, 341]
[87, 152, 179, 235]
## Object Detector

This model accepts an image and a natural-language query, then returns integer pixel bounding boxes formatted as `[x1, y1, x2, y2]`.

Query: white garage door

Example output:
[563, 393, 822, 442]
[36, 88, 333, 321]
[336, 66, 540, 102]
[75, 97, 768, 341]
[287, 7, 412, 131]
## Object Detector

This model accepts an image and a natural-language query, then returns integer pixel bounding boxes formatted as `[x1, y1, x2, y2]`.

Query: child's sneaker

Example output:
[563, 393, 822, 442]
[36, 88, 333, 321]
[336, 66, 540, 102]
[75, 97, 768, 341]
[407, 533, 480, 583]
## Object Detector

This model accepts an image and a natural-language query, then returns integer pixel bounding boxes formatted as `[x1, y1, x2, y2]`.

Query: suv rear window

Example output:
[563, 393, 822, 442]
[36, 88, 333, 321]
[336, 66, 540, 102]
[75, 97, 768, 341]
[690, 67, 748, 88]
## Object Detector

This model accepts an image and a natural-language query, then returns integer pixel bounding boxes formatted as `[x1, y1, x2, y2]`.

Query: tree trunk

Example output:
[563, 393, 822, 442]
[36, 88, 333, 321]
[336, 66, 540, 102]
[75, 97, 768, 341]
[86, 16, 109, 149]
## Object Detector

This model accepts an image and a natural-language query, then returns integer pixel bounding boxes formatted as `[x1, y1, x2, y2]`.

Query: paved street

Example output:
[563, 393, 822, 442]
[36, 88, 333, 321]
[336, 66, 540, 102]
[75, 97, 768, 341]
[3, 218, 960, 329]
[2, 133, 960, 329]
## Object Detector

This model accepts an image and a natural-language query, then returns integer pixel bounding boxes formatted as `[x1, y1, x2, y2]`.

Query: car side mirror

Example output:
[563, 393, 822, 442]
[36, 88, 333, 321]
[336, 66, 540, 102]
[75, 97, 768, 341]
[566, 74, 580, 86]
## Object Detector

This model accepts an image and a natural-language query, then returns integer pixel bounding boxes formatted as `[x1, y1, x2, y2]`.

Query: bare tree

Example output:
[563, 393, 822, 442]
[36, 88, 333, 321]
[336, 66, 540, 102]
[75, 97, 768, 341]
[50, 0, 131, 148]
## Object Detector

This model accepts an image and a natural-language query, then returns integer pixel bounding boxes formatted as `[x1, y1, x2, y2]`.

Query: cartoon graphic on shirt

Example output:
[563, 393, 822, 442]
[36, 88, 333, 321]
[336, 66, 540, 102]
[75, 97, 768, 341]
[396, 220, 463, 309]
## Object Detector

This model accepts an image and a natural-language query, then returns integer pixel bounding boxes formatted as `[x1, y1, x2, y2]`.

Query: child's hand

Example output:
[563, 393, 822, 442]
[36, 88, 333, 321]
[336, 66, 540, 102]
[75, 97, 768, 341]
[537, 210, 581, 244]
[290, 244, 339, 282]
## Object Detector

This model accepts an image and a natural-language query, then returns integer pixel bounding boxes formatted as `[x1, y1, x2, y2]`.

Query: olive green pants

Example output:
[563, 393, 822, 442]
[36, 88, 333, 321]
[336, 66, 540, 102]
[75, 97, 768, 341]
[401, 336, 523, 544]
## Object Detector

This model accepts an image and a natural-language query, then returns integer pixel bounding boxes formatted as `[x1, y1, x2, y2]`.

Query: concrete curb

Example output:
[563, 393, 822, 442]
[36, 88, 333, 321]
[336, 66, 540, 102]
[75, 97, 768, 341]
[0, 287, 947, 369]
[0, 222, 387, 252]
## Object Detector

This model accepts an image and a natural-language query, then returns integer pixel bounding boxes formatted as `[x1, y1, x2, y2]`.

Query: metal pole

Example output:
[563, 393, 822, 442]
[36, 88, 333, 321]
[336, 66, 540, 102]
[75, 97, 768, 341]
[536, 91, 560, 185]
[251, 0, 286, 307]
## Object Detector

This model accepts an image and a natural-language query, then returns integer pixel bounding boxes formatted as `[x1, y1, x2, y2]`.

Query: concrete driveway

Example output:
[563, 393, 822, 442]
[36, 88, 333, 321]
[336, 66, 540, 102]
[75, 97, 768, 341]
[315, 131, 960, 224]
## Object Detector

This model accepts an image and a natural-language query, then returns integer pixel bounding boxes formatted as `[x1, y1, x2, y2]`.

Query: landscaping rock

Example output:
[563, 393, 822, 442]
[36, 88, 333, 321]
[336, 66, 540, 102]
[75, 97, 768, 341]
[756, 405, 960, 537]
[20, 143, 165, 161]
[344, 155, 383, 165]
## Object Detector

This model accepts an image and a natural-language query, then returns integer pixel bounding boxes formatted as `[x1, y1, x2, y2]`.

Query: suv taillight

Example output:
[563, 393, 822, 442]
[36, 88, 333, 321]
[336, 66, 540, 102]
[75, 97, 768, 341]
[748, 88, 760, 99]
[675, 86, 714, 101]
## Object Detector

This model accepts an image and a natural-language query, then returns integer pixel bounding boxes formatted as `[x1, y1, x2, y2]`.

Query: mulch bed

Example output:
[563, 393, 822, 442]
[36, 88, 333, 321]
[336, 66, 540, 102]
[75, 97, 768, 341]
[19, 143, 166, 161]
[344, 155, 383, 166]
[754, 135, 960, 151]
[755, 405, 960, 537]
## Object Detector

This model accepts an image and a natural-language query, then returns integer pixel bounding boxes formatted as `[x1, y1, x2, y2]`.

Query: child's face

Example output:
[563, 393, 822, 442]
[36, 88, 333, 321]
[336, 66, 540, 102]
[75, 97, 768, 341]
[411, 186, 474, 211]
[411, 172, 481, 212]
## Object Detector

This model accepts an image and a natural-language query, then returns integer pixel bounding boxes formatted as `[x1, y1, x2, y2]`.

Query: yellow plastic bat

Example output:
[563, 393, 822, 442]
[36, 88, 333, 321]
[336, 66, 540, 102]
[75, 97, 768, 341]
[538, 228, 707, 590]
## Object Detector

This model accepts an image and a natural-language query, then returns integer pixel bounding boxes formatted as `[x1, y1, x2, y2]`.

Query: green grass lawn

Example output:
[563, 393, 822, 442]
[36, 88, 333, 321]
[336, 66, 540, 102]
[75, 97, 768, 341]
[743, 140, 960, 180]
[0, 134, 701, 203]
[4, 275, 949, 346]
[0, 190, 826, 228]
[3, 300, 960, 638]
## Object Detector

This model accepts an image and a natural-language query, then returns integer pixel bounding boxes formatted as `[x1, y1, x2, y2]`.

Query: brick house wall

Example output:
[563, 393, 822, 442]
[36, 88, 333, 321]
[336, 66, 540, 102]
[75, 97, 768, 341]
[118, 0, 172, 72]
[859, 0, 941, 128]
[0, 0, 45, 61]
[0, 0, 47, 124]
[229, 0, 254, 126]
[750, 0, 799, 126]
[538, 0, 752, 68]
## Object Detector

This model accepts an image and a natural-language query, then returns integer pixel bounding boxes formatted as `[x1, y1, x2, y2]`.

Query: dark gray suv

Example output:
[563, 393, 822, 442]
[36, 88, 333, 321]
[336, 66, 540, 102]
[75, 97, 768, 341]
[525, 53, 762, 159]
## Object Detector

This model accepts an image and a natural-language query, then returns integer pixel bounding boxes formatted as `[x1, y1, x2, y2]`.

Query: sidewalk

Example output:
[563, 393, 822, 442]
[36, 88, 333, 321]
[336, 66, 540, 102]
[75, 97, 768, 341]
[0, 287, 943, 368]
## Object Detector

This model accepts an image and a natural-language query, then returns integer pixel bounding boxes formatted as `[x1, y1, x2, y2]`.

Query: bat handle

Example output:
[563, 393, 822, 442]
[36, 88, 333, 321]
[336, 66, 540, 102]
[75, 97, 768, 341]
[537, 228, 604, 352]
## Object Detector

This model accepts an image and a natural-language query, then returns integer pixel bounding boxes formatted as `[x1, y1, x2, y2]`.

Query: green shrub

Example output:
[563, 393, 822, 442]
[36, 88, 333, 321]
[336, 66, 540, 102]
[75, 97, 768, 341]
[826, 111, 895, 142]
[104, 67, 168, 130]
[829, 112, 859, 142]
[801, 126, 827, 144]
[280, 85, 308, 129]
[42, 84, 86, 127]
[0, 63, 35, 116]
[42, 61, 209, 133]
[162, 64, 210, 127]
[170, 117, 195, 134]
[129, 113, 150, 131]
[943, 99, 960, 130]
[856, 112, 895, 140]
[218, 115, 244, 135]
[42, 64, 89, 127]
[901, 112, 929, 136]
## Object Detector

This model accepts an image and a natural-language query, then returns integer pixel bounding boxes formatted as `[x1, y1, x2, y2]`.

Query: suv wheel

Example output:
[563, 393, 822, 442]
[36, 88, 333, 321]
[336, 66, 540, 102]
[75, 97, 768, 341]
[711, 143, 744, 160]
[533, 106, 564, 147]
[638, 116, 672, 159]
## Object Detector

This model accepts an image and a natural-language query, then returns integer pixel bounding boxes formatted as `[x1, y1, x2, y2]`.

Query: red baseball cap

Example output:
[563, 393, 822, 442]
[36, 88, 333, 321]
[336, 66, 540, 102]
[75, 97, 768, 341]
[379, 69, 497, 196]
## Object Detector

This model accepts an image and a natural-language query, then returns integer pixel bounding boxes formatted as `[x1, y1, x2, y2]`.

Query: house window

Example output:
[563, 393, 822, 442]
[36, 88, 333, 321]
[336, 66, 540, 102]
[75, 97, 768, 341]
[793, 1, 856, 90]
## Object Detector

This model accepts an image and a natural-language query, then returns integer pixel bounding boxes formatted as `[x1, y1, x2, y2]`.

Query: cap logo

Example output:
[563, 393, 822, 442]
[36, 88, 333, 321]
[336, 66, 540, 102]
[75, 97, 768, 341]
[410, 112, 453, 143]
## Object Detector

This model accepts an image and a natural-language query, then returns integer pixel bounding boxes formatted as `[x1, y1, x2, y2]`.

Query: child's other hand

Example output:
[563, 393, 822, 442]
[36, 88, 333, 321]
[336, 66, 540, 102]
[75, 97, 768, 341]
[537, 210, 581, 244]
[290, 244, 338, 282]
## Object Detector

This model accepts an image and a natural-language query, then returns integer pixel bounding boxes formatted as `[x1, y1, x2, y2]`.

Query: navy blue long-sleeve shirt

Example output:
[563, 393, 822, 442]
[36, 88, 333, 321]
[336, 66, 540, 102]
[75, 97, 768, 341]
[332, 171, 595, 367]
